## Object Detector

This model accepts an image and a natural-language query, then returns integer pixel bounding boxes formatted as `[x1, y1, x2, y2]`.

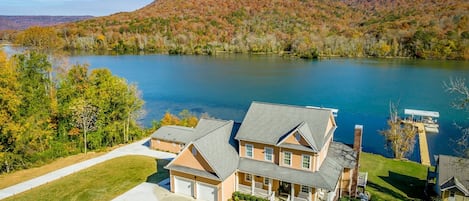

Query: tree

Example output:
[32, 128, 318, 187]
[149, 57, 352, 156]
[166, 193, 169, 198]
[70, 99, 98, 154]
[380, 102, 418, 159]
[444, 78, 469, 158]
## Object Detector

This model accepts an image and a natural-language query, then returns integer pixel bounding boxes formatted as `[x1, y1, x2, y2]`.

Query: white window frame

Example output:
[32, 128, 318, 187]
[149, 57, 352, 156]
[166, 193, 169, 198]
[301, 185, 309, 193]
[264, 147, 273, 162]
[245, 144, 253, 158]
[245, 174, 252, 182]
[263, 177, 270, 186]
[302, 154, 311, 169]
[283, 151, 292, 166]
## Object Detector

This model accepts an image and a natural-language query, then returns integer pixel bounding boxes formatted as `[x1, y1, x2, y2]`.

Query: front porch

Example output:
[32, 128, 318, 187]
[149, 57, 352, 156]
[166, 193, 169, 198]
[236, 172, 313, 201]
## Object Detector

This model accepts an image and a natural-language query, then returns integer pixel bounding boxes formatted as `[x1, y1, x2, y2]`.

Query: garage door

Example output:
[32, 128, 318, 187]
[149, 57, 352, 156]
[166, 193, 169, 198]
[174, 177, 194, 197]
[196, 182, 217, 201]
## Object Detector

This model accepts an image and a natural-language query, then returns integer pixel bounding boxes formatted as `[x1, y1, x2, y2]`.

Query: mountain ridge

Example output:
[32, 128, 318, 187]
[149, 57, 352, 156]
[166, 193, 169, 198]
[0, 16, 93, 31]
[9, 0, 469, 59]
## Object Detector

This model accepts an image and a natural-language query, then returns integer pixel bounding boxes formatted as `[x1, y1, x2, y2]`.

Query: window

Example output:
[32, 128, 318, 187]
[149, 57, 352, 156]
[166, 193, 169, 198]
[245, 174, 252, 182]
[283, 152, 292, 166]
[246, 144, 253, 158]
[295, 133, 301, 141]
[264, 177, 270, 186]
[301, 185, 309, 193]
[264, 147, 273, 161]
[302, 155, 311, 169]
[192, 146, 197, 156]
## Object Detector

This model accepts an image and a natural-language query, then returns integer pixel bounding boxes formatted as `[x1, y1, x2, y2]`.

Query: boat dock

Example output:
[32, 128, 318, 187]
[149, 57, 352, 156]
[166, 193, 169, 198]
[403, 109, 439, 166]
[415, 123, 431, 166]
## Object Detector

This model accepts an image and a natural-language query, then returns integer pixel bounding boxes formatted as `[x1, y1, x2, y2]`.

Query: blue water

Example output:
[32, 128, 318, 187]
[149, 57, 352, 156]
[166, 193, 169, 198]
[65, 54, 469, 162]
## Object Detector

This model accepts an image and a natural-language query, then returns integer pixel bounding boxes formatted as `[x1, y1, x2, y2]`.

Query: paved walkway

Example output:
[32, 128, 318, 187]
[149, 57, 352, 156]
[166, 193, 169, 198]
[0, 138, 176, 200]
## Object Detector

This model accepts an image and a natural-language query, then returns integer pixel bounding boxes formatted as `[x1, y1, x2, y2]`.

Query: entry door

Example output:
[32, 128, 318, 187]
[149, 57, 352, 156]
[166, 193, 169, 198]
[279, 181, 291, 195]
[196, 182, 217, 201]
[174, 177, 194, 197]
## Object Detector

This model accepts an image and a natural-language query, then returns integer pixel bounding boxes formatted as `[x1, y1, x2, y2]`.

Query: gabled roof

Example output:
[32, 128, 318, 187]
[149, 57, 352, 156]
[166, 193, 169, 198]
[150, 118, 228, 144]
[441, 177, 469, 196]
[166, 120, 239, 181]
[437, 155, 469, 195]
[277, 122, 319, 152]
[235, 102, 336, 151]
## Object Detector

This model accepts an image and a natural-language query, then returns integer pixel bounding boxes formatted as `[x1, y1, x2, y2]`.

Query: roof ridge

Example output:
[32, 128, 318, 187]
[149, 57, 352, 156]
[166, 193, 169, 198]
[193, 121, 234, 179]
[252, 101, 334, 112]
[195, 120, 233, 140]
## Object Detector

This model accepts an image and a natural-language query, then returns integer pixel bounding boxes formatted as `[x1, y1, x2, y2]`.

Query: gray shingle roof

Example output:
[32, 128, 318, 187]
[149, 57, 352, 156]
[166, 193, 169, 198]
[150, 126, 194, 144]
[238, 141, 356, 191]
[166, 120, 239, 181]
[235, 102, 336, 151]
[437, 155, 469, 195]
[193, 120, 239, 180]
[150, 118, 228, 144]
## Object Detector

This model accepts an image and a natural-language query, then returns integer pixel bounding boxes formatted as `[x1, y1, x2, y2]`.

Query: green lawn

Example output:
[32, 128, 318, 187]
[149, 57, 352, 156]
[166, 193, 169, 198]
[360, 152, 430, 201]
[4, 155, 168, 201]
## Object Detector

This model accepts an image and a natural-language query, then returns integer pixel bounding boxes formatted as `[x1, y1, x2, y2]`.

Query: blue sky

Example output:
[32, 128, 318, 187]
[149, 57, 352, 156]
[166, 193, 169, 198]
[0, 0, 154, 16]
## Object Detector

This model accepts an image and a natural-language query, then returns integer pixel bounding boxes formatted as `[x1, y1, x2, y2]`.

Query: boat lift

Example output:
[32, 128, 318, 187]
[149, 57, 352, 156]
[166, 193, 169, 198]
[404, 109, 440, 133]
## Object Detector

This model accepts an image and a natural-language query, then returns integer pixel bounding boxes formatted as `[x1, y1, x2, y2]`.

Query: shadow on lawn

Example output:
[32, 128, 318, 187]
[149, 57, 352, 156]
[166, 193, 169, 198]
[146, 159, 170, 184]
[377, 171, 426, 200]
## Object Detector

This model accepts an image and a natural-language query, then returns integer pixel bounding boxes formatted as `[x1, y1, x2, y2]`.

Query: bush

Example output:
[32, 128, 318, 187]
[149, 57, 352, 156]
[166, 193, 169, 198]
[231, 191, 267, 201]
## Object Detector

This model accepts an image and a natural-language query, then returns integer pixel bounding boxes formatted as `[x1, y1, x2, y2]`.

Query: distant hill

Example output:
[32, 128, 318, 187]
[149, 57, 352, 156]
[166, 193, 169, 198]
[0, 16, 93, 31]
[10, 0, 469, 59]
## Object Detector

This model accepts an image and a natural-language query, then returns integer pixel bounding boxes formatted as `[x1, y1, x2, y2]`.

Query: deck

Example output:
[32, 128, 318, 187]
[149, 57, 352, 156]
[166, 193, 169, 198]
[415, 122, 431, 166]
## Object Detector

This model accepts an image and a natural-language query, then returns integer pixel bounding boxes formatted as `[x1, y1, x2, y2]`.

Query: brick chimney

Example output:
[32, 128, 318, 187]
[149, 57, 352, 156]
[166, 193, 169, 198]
[351, 125, 363, 197]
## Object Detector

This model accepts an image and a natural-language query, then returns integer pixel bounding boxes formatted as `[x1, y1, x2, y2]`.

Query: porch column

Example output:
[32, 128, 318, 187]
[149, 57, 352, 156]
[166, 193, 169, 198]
[290, 183, 294, 200]
[268, 178, 272, 196]
[251, 174, 255, 195]
[308, 189, 312, 201]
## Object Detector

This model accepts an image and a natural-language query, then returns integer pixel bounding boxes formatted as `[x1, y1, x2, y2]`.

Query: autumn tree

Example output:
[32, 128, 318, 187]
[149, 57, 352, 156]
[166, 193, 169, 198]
[380, 102, 418, 159]
[70, 99, 98, 154]
[0, 50, 22, 173]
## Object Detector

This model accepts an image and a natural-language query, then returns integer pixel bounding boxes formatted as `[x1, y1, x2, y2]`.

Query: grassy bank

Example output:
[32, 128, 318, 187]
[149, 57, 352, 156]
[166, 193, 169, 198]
[360, 152, 430, 201]
[0, 152, 105, 189]
[3, 155, 159, 201]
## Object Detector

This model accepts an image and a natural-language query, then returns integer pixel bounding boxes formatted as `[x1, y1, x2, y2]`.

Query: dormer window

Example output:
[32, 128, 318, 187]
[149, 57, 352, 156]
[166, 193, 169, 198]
[246, 144, 253, 158]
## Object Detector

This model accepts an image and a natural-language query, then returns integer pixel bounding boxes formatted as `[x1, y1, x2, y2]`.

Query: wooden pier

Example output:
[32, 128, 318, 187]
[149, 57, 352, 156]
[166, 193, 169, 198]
[415, 123, 431, 166]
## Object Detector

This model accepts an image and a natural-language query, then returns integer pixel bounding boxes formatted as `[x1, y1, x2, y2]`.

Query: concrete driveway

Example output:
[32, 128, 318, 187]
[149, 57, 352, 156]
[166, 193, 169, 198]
[112, 182, 196, 201]
[0, 138, 176, 200]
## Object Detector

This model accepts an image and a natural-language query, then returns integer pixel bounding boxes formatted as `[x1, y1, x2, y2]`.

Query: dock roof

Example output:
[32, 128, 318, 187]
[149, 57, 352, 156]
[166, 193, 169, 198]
[404, 109, 440, 118]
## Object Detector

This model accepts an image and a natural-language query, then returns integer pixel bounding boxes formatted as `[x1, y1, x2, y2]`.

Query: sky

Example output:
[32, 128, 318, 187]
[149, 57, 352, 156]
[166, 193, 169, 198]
[0, 0, 154, 16]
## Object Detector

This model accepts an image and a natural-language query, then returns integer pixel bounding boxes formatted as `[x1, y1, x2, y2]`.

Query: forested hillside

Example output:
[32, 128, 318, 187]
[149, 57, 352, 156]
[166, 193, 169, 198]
[7, 0, 469, 59]
[0, 50, 145, 173]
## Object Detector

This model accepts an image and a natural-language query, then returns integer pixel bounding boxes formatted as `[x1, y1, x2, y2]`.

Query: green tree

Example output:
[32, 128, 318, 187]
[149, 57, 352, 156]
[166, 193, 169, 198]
[0, 50, 22, 173]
